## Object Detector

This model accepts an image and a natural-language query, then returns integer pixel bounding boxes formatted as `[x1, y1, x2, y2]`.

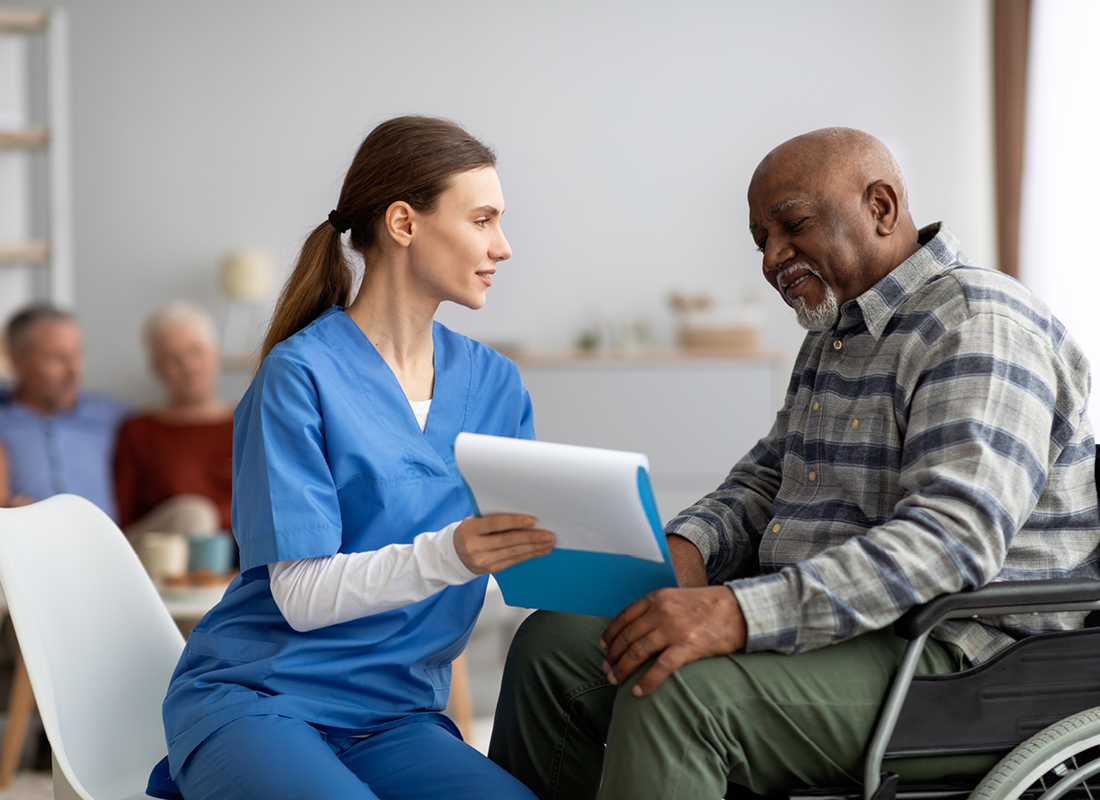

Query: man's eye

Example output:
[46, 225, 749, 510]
[755, 240, 766, 254]
[785, 218, 807, 232]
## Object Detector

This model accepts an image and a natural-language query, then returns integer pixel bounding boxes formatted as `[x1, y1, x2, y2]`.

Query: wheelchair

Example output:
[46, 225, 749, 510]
[770, 451, 1100, 800]
[825, 576, 1100, 800]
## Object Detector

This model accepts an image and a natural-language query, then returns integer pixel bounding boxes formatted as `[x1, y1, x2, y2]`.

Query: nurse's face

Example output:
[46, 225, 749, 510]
[408, 167, 512, 310]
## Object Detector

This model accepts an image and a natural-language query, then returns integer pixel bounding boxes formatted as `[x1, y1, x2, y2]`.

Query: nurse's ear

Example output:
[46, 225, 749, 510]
[383, 201, 417, 248]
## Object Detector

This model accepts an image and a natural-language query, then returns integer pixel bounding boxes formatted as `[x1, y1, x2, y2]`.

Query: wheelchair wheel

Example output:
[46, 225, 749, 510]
[968, 706, 1100, 800]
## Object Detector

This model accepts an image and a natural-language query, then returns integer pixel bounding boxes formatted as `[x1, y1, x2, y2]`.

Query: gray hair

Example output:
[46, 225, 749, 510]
[5, 304, 75, 356]
[143, 302, 219, 354]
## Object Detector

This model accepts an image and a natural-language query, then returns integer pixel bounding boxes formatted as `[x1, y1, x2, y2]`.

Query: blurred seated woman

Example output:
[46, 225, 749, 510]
[113, 302, 233, 541]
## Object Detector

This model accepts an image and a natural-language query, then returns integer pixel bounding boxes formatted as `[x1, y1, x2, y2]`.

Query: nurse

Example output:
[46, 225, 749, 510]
[152, 116, 554, 800]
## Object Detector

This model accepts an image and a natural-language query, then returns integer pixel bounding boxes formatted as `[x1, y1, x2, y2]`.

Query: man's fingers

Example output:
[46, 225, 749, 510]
[604, 628, 668, 686]
[630, 645, 692, 697]
[599, 594, 652, 650]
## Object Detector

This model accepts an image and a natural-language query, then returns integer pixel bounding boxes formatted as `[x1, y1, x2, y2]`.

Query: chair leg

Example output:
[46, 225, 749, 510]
[0, 646, 36, 787]
[449, 652, 476, 744]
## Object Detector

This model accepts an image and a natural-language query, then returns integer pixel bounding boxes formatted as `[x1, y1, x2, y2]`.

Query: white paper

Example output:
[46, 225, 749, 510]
[453, 433, 664, 563]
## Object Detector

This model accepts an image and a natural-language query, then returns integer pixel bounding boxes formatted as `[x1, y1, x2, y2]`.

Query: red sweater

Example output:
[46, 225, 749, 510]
[113, 414, 233, 530]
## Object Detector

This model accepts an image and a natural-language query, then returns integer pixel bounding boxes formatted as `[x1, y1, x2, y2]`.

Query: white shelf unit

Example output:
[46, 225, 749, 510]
[515, 351, 784, 524]
[0, 7, 73, 324]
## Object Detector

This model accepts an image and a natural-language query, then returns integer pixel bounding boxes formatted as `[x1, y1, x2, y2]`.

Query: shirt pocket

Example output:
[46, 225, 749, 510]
[185, 631, 286, 682]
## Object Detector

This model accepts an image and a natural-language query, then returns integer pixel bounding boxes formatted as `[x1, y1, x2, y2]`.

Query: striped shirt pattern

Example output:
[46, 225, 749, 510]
[667, 224, 1100, 664]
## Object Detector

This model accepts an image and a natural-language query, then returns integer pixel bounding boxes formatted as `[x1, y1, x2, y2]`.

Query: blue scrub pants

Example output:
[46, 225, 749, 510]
[174, 715, 538, 800]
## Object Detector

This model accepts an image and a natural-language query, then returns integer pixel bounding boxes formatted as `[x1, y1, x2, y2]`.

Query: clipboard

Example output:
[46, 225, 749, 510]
[453, 433, 679, 618]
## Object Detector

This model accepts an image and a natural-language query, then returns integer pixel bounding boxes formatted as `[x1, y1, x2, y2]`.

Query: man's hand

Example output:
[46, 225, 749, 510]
[7, 493, 34, 508]
[454, 514, 555, 574]
[599, 585, 747, 697]
[667, 534, 708, 587]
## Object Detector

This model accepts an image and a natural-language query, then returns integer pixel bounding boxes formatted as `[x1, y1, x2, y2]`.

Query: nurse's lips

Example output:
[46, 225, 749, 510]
[477, 269, 495, 287]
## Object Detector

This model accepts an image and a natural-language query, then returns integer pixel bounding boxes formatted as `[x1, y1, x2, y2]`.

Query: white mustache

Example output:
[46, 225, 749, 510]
[777, 262, 821, 292]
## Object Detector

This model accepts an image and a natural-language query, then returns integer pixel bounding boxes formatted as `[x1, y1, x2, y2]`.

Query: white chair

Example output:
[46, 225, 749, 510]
[0, 495, 185, 800]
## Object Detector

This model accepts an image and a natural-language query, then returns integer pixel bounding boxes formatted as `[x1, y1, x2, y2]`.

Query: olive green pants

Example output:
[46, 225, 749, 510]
[488, 611, 999, 800]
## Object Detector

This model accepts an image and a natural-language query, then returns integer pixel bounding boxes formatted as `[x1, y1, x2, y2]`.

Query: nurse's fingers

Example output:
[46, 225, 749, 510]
[453, 516, 554, 574]
[478, 530, 556, 573]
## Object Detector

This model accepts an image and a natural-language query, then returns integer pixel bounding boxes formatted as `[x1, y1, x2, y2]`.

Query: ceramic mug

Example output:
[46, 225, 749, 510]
[139, 531, 190, 581]
[187, 531, 236, 574]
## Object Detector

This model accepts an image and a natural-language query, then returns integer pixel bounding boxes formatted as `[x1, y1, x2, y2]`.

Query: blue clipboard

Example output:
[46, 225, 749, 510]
[464, 461, 679, 619]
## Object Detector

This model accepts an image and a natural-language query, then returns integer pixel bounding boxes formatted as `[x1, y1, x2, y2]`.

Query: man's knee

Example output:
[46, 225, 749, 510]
[505, 611, 608, 690]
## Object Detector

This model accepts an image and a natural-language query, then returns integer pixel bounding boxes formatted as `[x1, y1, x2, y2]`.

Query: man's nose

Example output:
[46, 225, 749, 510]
[762, 239, 793, 273]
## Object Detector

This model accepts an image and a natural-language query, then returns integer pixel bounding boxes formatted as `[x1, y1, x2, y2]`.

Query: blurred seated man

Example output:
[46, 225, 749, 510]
[0, 439, 30, 507]
[489, 128, 1100, 800]
[0, 305, 128, 519]
[114, 301, 233, 542]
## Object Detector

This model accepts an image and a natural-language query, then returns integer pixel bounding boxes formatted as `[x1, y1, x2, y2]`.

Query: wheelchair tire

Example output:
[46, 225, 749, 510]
[967, 706, 1100, 800]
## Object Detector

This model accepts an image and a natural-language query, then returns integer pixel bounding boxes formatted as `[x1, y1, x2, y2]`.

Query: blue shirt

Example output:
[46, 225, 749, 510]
[0, 391, 129, 520]
[162, 307, 535, 775]
[669, 224, 1100, 664]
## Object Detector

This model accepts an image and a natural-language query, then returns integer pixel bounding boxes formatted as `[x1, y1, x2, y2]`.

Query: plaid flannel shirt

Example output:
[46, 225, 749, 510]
[667, 224, 1100, 664]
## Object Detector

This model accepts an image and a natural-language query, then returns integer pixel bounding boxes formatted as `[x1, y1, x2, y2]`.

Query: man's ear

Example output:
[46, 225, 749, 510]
[383, 201, 416, 247]
[866, 180, 901, 236]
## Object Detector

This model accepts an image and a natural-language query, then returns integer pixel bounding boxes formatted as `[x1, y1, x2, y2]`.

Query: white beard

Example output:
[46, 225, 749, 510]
[779, 263, 841, 331]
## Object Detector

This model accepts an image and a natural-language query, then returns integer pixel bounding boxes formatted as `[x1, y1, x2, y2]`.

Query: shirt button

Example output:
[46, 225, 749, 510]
[812, 401, 820, 411]
[852, 419, 860, 430]
[772, 523, 781, 533]
[833, 340, 843, 350]
[808, 471, 817, 482]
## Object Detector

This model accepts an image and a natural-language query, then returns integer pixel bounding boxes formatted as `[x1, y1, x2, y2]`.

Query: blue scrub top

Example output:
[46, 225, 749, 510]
[161, 307, 535, 775]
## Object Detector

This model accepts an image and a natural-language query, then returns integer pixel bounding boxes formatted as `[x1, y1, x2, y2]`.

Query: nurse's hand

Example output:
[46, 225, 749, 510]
[454, 514, 555, 575]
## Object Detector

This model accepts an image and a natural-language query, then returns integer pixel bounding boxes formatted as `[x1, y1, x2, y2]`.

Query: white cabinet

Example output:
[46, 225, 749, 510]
[516, 352, 784, 524]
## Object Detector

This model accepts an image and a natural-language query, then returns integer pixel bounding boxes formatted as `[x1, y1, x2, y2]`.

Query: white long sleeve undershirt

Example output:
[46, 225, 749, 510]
[268, 522, 478, 632]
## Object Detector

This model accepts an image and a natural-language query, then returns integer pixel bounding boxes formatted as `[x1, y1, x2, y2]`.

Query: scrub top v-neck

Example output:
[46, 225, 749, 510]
[161, 306, 535, 776]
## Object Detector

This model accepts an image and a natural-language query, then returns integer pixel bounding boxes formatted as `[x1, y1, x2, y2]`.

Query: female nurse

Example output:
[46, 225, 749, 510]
[152, 116, 554, 800]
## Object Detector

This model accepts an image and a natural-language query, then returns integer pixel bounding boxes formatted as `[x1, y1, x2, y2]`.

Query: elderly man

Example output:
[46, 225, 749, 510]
[489, 129, 1100, 799]
[0, 305, 128, 518]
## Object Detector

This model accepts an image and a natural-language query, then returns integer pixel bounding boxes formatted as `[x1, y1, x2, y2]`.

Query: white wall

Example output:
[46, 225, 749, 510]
[12, 0, 996, 405]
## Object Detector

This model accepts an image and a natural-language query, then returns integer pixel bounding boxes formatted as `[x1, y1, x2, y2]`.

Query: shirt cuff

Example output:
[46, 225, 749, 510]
[728, 572, 801, 654]
[664, 517, 719, 566]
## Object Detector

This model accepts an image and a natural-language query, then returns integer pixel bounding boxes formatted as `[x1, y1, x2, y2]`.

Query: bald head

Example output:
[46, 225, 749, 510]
[752, 127, 910, 212]
[747, 128, 921, 330]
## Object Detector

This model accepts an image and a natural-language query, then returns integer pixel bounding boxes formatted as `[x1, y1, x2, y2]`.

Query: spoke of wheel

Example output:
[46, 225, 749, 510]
[1038, 755, 1100, 800]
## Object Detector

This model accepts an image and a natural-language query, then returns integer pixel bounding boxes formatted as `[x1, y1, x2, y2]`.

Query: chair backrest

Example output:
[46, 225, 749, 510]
[0, 495, 185, 800]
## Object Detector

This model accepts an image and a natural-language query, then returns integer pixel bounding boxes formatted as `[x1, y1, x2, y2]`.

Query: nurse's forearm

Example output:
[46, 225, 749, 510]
[268, 521, 476, 631]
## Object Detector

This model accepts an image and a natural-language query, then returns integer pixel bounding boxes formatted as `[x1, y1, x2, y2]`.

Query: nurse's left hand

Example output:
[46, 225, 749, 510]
[454, 514, 555, 574]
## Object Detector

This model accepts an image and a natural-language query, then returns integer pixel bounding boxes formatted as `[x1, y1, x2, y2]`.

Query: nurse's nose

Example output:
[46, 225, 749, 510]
[491, 228, 512, 262]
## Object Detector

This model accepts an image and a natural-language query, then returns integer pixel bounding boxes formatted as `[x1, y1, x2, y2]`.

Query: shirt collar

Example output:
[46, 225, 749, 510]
[840, 223, 972, 339]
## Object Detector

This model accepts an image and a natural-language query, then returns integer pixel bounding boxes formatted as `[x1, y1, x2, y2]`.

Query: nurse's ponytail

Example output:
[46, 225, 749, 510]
[260, 116, 496, 362]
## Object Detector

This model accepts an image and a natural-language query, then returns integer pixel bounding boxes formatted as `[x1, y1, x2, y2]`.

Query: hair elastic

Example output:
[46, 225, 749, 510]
[328, 209, 351, 234]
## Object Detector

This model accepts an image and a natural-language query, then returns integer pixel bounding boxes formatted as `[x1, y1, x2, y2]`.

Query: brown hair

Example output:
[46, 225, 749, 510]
[259, 116, 496, 362]
[5, 304, 74, 357]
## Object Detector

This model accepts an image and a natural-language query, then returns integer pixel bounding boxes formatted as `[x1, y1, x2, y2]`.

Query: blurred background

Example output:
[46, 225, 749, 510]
[2, 0, 1012, 405]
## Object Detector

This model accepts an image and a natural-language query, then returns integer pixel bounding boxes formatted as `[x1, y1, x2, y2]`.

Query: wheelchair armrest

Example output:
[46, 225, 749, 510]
[893, 578, 1100, 640]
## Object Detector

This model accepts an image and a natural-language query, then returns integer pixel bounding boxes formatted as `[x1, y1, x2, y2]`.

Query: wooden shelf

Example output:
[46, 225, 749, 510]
[0, 127, 48, 148]
[0, 241, 49, 265]
[0, 8, 47, 32]
[511, 348, 782, 368]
